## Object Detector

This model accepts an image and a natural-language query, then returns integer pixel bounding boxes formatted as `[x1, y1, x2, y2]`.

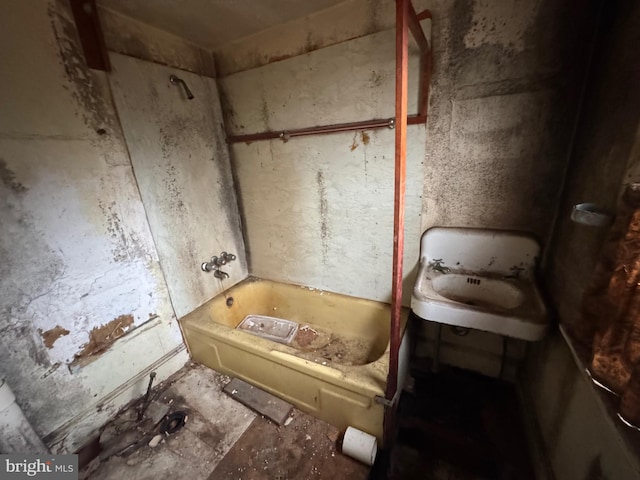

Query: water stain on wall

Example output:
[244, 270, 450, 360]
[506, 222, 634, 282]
[39, 325, 70, 349]
[260, 97, 271, 130]
[74, 314, 135, 360]
[316, 170, 329, 261]
[48, 1, 118, 134]
[369, 70, 383, 87]
[0, 159, 27, 193]
[163, 164, 187, 214]
[350, 132, 359, 151]
[463, 0, 542, 52]
[98, 197, 147, 263]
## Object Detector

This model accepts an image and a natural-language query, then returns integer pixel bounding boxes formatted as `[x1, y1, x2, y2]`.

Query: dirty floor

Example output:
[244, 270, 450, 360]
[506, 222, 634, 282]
[379, 365, 535, 480]
[81, 364, 368, 480]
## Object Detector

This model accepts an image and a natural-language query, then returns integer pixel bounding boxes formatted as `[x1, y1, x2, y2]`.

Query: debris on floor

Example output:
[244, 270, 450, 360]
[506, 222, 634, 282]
[81, 363, 368, 480]
[223, 378, 293, 425]
[210, 408, 369, 480]
[383, 364, 535, 480]
[81, 364, 256, 480]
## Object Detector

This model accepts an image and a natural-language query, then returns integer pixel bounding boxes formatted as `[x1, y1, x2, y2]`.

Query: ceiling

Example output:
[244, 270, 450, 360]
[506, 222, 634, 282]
[98, 0, 348, 50]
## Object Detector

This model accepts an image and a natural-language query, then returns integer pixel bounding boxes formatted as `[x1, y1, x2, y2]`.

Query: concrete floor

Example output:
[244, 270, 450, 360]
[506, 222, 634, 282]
[82, 363, 368, 480]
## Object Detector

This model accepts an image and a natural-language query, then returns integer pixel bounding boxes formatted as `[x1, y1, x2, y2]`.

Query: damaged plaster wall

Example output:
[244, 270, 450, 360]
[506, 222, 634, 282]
[221, 24, 426, 305]
[108, 53, 248, 317]
[0, 0, 189, 453]
[522, 2, 640, 479]
[421, 0, 589, 242]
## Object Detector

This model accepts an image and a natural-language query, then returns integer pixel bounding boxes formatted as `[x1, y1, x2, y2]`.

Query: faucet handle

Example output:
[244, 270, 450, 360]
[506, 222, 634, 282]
[218, 252, 236, 265]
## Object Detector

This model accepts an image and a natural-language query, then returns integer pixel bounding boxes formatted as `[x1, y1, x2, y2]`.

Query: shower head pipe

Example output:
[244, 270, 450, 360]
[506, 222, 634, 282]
[169, 74, 194, 100]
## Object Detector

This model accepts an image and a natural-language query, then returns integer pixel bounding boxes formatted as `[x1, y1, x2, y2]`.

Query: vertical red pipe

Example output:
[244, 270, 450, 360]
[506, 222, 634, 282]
[385, 0, 409, 409]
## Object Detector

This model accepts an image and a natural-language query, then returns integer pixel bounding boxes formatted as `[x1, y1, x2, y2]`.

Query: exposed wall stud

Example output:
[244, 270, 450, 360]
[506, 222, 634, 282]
[69, 0, 110, 71]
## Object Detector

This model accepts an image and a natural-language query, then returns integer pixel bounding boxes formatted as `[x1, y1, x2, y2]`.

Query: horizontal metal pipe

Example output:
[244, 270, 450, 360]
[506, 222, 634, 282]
[227, 115, 426, 144]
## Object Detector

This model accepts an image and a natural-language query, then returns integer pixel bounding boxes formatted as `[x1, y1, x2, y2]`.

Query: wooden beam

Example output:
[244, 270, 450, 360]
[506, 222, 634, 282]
[69, 0, 110, 71]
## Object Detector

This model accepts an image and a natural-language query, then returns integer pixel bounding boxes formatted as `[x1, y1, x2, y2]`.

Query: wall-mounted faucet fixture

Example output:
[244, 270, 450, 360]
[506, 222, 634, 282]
[201, 251, 236, 279]
[169, 74, 194, 100]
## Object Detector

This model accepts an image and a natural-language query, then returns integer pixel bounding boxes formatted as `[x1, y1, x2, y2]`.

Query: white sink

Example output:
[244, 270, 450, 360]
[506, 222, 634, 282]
[411, 228, 549, 341]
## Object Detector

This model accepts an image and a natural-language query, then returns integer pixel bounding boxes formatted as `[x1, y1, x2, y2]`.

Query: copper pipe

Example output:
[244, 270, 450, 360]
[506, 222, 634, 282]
[416, 9, 433, 21]
[408, 3, 430, 53]
[227, 115, 427, 144]
[409, 6, 432, 119]
[418, 51, 431, 119]
[386, 0, 409, 405]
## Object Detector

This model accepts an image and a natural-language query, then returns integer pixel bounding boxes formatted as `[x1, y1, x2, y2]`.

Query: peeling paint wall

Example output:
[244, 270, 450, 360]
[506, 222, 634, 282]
[522, 2, 640, 478]
[221, 25, 426, 304]
[0, 0, 206, 453]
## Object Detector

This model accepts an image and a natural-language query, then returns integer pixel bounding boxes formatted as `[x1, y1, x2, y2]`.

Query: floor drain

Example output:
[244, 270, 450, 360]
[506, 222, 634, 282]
[160, 411, 187, 435]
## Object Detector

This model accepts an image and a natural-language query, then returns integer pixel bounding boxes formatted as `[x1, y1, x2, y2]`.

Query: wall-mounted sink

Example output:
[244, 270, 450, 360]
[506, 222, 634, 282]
[411, 228, 549, 341]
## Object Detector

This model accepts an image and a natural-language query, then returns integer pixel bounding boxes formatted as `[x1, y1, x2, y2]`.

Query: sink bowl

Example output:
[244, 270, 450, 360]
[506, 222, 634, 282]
[411, 228, 549, 341]
[432, 274, 524, 310]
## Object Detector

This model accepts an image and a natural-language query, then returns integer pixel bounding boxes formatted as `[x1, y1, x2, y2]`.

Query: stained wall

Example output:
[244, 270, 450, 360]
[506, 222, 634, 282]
[219, 0, 590, 376]
[0, 0, 244, 453]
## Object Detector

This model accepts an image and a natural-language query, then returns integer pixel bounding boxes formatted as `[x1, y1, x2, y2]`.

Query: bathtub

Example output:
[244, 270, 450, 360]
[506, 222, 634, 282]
[180, 277, 409, 442]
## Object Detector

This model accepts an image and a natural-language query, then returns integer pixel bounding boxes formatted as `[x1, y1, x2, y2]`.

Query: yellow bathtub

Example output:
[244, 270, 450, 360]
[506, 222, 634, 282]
[180, 277, 409, 442]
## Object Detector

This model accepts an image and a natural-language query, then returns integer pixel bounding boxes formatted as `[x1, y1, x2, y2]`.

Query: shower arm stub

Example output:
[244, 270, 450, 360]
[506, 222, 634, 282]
[169, 74, 194, 100]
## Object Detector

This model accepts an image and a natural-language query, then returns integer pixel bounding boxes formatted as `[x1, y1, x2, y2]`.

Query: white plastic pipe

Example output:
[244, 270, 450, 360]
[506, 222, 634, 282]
[0, 379, 49, 453]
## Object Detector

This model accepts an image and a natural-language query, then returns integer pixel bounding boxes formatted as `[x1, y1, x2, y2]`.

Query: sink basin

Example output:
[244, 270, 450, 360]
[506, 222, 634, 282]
[411, 228, 549, 341]
[432, 275, 524, 310]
